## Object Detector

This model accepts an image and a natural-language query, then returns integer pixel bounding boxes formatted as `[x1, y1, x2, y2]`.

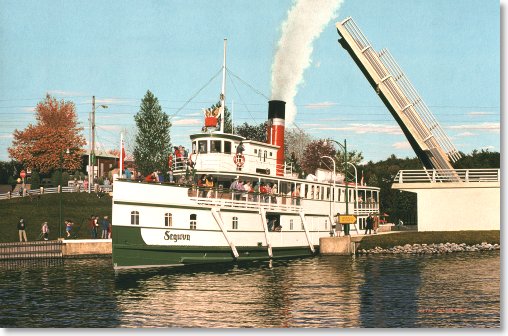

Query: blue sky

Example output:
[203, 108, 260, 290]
[0, 0, 501, 163]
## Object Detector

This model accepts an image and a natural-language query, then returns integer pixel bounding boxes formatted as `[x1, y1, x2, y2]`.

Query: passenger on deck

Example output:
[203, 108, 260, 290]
[198, 174, 206, 197]
[144, 172, 157, 183]
[270, 183, 278, 204]
[205, 175, 214, 198]
[230, 176, 240, 200]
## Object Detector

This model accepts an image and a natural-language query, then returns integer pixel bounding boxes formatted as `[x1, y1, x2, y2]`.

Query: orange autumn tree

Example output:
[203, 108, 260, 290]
[8, 94, 86, 174]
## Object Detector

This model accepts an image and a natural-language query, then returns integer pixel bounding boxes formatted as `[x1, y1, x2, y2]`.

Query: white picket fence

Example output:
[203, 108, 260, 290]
[0, 185, 113, 201]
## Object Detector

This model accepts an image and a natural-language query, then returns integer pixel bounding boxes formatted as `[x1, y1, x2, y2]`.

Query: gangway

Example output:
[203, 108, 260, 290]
[336, 17, 462, 174]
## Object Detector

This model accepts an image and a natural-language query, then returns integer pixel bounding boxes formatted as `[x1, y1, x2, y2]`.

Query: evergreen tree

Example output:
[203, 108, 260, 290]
[133, 90, 172, 175]
[30, 171, 41, 189]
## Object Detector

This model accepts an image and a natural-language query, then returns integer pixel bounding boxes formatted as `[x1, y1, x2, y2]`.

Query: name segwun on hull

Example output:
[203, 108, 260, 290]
[112, 98, 381, 270]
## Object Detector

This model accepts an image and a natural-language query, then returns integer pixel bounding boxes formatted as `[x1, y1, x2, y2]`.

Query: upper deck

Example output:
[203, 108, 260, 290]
[174, 133, 292, 177]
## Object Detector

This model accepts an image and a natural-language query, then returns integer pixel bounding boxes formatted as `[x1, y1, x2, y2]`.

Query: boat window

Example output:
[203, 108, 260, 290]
[325, 219, 328, 230]
[224, 141, 232, 154]
[211, 140, 222, 153]
[198, 141, 207, 154]
[270, 152, 273, 157]
[165, 213, 172, 227]
[192, 141, 197, 154]
[263, 150, 267, 162]
[254, 149, 257, 154]
[190, 214, 197, 230]
[290, 219, 294, 230]
[131, 211, 139, 225]
[232, 216, 238, 230]
[316, 186, 320, 200]
[258, 149, 262, 161]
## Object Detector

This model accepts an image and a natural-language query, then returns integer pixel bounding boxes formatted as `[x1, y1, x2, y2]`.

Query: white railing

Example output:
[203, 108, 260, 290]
[188, 188, 301, 212]
[0, 185, 113, 201]
[394, 169, 500, 184]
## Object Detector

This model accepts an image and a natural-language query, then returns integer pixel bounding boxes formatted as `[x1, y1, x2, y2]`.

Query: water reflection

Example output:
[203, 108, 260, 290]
[0, 252, 500, 328]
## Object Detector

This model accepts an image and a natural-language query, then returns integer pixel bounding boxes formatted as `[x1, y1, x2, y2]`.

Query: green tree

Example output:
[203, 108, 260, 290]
[30, 171, 41, 189]
[453, 149, 500, 169]
[133, 90, 172, 175]
[234, 122, 266, 142]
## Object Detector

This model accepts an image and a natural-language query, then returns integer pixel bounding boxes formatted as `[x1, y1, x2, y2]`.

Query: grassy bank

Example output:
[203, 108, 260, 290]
[0, 193, 112, 243]
[358, 231, 500, 250]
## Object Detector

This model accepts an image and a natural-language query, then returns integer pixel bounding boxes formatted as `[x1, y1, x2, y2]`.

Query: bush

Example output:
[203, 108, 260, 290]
[31, 171, 41, 189]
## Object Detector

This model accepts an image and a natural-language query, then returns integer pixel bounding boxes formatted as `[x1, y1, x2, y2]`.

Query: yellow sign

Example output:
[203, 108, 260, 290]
[339, 215, 357, 224]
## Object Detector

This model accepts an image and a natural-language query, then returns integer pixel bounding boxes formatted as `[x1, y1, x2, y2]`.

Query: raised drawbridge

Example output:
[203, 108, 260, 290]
[336, 17, 462, 171]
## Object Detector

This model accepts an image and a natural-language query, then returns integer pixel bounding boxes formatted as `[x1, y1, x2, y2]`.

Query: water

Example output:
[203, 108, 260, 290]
[0, 252, 499, 328]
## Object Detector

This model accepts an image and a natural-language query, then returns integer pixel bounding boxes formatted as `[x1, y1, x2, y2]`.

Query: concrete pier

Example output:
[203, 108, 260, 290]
[61, 239, 111, 257]
[0, 239, 111, 260]
[320, 236, 353, 255]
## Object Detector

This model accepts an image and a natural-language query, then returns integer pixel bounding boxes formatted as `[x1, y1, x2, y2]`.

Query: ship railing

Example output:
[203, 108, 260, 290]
[355, 202, 379, 215]
[394, 169, 500, 184]
[188, 187, 302, 212]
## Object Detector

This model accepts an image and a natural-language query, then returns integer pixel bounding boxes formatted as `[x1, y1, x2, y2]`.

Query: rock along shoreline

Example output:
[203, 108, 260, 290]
[358, 242, 500, 255]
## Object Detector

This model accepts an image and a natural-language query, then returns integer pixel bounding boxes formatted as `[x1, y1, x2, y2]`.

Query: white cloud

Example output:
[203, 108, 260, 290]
[480, 145, 496, 151]
[47, 90, 87, 97]
[172, 119, 202, 126]
[456, 131, 476, 137]
[445, 122, 499, 133]
[309, 123, 403, 135]
[21, 107, 35, 112]
[467, 111, 497, 116]
[392, 142, 411, 149]
[304, 101, 336, 109]
[0, 134, 13, 139]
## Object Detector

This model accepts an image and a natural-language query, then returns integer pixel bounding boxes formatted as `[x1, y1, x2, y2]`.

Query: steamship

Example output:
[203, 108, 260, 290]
[112, 98, 381, 269]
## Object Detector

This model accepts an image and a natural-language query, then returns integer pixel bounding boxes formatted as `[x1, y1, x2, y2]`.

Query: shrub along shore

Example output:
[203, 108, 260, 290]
[357, 231, 500, 254]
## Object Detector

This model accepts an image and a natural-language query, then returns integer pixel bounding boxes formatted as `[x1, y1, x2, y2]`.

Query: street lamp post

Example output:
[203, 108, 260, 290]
[321, 155, 335, 236]
[59, 148, 70, 238]
[88, 98, 108, 193]
[325, 139, 350, 235]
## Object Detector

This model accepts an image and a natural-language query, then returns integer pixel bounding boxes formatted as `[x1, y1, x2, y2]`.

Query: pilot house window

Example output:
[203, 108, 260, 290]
[198, 141, 207, 153]
[232, 216, 238, 230]
[211, 140, 222, 153]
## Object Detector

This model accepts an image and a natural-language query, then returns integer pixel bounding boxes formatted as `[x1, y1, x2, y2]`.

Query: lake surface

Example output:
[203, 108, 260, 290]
[0, 251, 499, 328]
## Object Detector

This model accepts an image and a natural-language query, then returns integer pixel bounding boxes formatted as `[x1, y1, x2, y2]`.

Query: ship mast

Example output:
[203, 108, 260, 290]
[219, 38, 227, 133]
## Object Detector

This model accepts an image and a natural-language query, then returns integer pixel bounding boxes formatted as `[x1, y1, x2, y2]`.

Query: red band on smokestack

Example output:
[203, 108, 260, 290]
[267, 100, 285, 176]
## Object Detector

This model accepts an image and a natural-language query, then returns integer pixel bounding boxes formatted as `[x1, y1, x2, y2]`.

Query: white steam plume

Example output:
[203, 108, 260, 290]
[271, 0, 344, 123]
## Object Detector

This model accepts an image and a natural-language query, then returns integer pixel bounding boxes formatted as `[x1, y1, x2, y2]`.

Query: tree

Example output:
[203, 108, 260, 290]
[284, 127, 313, 164]
[453, 149, 500, 169]
[234, 122, 266, 142]
[334, 149, 364, 172]
[300, 140, 336, 175]
[8, 95, 86, 173]
[133, 90, 172, 175]
[30, 171, 41, 189]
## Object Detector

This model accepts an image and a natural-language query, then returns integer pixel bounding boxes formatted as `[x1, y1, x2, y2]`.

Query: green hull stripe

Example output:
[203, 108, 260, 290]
[112, 224, 320, 268]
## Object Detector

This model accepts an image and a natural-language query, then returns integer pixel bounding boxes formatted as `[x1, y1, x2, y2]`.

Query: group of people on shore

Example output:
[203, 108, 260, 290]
[88, 215, 111, 239]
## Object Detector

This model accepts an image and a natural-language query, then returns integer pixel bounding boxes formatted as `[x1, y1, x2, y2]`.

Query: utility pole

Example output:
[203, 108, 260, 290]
[88, 96, 96, 193]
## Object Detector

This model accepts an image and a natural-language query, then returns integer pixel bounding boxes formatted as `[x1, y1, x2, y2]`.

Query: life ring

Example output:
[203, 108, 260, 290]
[233, 154, 245, 168]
